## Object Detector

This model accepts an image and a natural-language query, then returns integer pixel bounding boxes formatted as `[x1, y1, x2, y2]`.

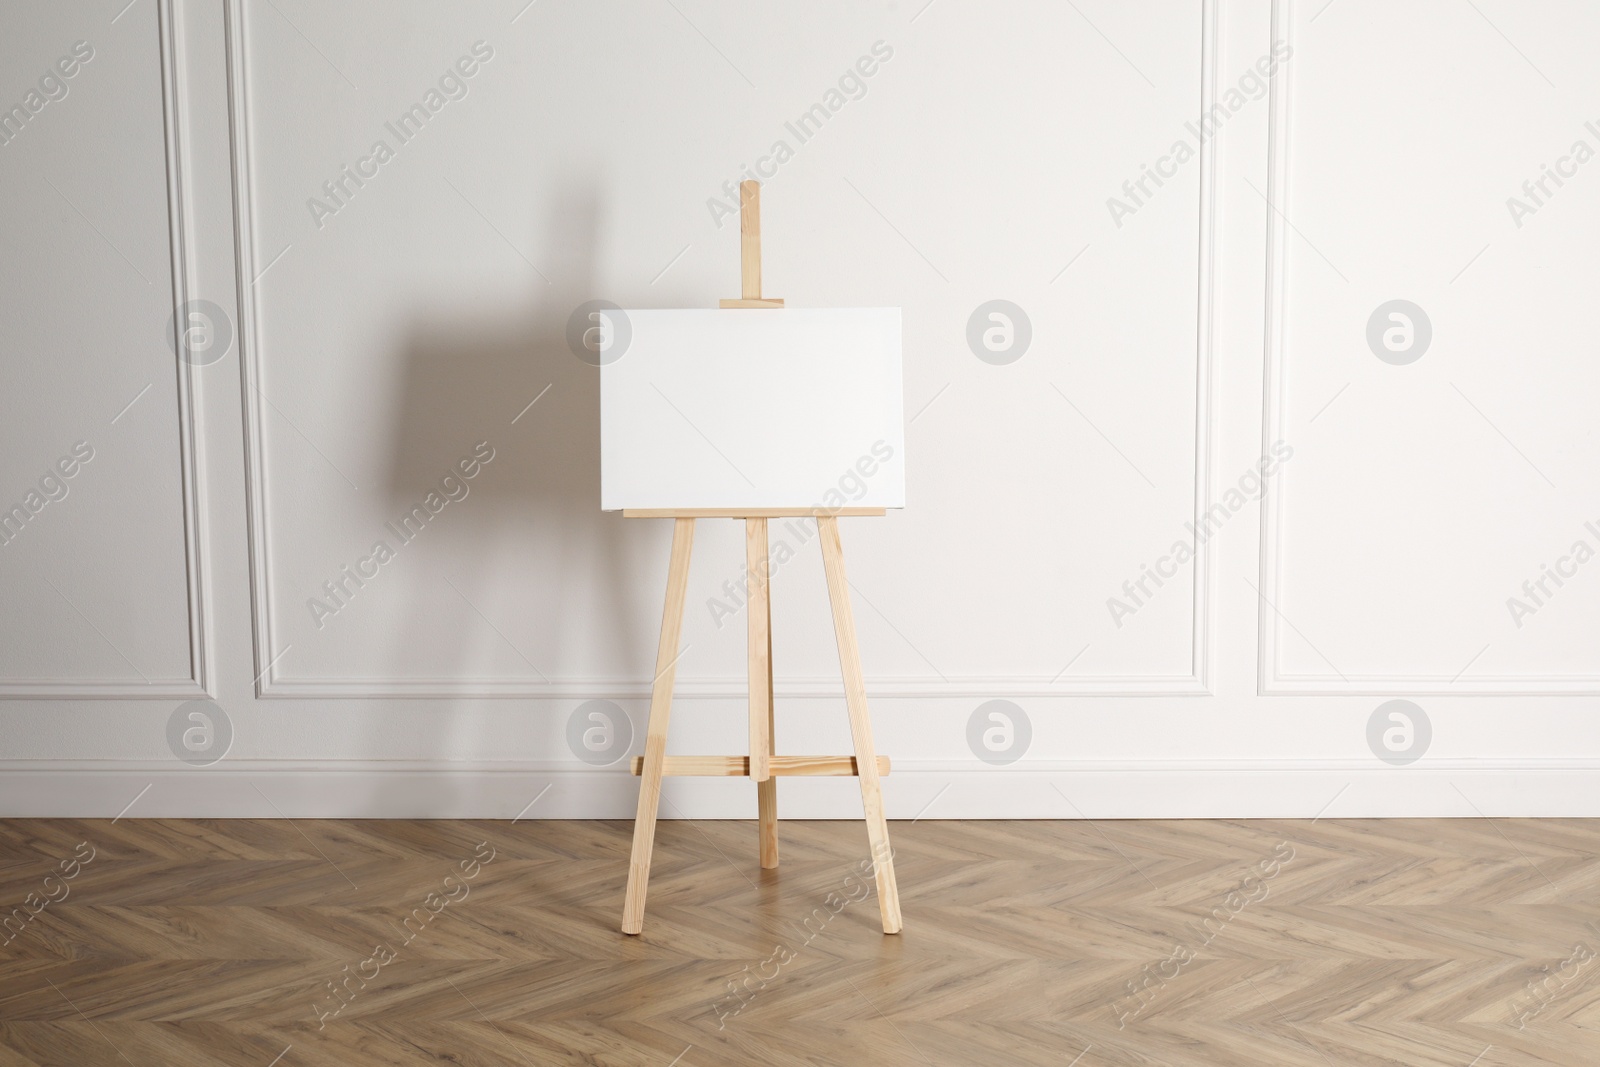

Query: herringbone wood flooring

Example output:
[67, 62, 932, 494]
[1, 817, 1597, 1065]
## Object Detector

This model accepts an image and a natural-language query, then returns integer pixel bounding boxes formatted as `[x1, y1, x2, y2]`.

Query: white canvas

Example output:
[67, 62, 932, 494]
[599, 309, 905, 510]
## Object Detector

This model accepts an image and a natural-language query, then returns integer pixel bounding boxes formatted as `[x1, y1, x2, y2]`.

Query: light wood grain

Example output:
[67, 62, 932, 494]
[627, 755, 891, 777]
[759, 561, 778, 870]
[740, 179, 761, 300]
[817, 515, 903, 934]
[717, 297, 785, 308]
[718, 180, 782, 307]
[621, 516, 695, 935]
[746, 518, 771, 785]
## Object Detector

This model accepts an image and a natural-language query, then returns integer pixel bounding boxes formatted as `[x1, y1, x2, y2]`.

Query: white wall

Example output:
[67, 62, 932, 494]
[3, 0, 1598, 818]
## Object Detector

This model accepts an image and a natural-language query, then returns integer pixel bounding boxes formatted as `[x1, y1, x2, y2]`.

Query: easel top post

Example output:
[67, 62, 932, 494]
[720, 179, 784, 309]
[741, 180, 761, 300]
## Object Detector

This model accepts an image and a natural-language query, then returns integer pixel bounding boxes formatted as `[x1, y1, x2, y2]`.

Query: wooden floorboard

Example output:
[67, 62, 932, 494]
[1, 818, 1598, 1065]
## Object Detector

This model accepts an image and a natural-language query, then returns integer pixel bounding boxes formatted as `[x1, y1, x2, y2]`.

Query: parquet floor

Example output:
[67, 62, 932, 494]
[1, 817, 1598, 1066]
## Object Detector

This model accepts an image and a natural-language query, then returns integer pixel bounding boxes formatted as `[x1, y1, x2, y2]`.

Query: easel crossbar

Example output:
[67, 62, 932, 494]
[627, 755, 890, 778]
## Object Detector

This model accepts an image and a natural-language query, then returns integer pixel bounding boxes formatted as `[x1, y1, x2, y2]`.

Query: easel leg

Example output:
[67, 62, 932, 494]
[749, 519, 779, 869]
[622, 517, 696, 935]
[747, 519, 771, 786]
[816, 516, 902, 934]
[759, 588, 778, 868]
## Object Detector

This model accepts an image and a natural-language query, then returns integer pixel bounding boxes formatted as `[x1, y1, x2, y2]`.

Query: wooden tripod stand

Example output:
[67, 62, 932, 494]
[620, 181, 902, 936]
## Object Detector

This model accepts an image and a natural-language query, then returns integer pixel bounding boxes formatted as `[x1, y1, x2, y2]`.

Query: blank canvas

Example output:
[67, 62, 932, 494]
[599, 308, 904, 511]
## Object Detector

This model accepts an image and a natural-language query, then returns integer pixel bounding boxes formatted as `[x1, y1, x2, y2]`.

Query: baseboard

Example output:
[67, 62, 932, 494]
[3, 759, 1600, 818]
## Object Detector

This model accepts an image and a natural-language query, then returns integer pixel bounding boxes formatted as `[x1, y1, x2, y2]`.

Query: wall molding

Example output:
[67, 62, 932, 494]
[1254, 0, 1600, 696]
[0, 0, 213, 700]
[1188, 0, 1220, 693]
[258, 673, 1212, 701]
[228, 0, 1220, 700]
[6, 756, 1600, 818]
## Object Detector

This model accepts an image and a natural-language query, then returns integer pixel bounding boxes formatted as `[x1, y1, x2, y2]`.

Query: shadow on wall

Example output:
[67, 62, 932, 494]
[365, 180, 657, 792]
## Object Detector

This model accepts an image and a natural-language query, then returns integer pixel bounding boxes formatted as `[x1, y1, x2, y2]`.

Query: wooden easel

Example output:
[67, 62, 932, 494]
[620, 181, 902, 936]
